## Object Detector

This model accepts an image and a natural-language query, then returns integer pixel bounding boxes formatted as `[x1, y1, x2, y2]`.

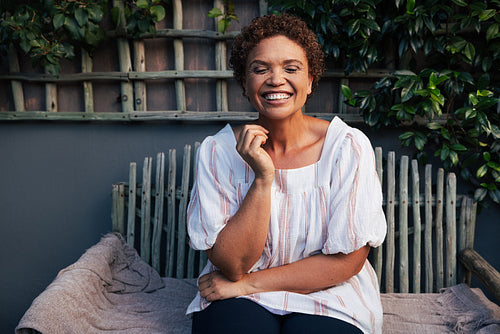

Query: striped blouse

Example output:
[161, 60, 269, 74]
[186, 117, 387, 333]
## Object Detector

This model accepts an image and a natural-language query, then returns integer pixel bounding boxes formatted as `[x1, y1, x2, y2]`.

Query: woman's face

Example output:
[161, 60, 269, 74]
[244, 35, 313, 120]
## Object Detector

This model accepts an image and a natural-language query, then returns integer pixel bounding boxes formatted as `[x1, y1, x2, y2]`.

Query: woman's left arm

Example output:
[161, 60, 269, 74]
[198, 245, 370, 302]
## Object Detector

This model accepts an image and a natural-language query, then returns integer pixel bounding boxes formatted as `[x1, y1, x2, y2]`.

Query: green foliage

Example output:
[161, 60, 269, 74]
[207, 0, 239, 34]
[111, 0, 168, 38]
[0, 0, 168, 75]
[269, 0, 384, 73]
[272, 0, 500, 206]
[0, 0, 108, 75]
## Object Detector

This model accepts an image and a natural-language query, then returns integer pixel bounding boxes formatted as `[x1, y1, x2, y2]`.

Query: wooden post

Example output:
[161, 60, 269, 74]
[152, 153, 165, 272]
[214, 0, 228, 113]
[141, 157, 152, 263]
[424, 164, 433, 292]
[435, 168, 444, 290]
[445, 173, 457, 287]
[111, 183, 125, 234]
[133, 40, 147, 111]
[259, 0, 268, 16]
[411, 159, 421, 293]
[81, 49, 94, 113]
[385, 151, 396, 293]
[113, 0, 134, 113]
[373, 147, 383, 284]
[173, 0, 186, 112]
[166, 149, 177, 277]
[45, 66, 58, 112]
[399, 156, 409, 293]
[176, 145, 192, 278]
[8, 45, 25, 111]
[127, 162, 137, 246]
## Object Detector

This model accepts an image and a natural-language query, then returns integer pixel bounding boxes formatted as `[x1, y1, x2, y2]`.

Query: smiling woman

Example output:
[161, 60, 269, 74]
[186, 14, 386, 334]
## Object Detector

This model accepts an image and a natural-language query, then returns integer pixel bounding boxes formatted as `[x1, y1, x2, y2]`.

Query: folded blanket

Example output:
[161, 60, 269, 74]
[16, 233, 500, 334]
[16, 233, 197, 334]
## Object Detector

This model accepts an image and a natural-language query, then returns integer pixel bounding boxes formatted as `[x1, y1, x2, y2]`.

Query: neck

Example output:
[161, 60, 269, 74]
[257, 112, 309, 154]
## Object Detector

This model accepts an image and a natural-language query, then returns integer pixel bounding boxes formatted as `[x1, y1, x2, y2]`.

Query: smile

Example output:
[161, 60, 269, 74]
[264, 93, 291, 101]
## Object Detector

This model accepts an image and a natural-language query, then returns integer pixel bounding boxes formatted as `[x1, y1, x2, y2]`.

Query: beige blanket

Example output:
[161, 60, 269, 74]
[16, 233, 500, 334]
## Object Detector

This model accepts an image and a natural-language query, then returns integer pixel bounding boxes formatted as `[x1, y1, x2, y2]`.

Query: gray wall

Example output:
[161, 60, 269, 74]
[1, 121, 499, 333]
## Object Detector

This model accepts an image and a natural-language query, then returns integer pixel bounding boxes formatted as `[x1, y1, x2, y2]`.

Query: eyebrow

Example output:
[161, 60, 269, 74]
[248, 59, 305, 67]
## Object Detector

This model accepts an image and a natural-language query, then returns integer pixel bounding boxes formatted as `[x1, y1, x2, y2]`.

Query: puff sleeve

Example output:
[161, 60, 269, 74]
[322, 129, 387, 255]
[186, 135, 239, 251]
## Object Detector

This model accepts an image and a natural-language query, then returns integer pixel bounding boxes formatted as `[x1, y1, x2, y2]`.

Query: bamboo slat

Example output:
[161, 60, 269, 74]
[445, 173, 457, 287]
[385, 152, 396, 293]
[176, 145, 192, 278]
[8, 45, 25, 111]
[173, 0, 186, 112]
[81, 49, 94, 113]
[424, 164, 433, 292]
[152, 153, 165, 272]
[373, 147, 383, 284]
[411, 159, 421, 293]
[435, 168, 445, 290]
[127, 162, 137, 246]
[166, 149, 177, 277]
[113, 0, 134, 113]
[140, 157, 152, 263]
[45, 66, 58, 112]
[133, 41, 147, 111]
[399, 156, 409, 293]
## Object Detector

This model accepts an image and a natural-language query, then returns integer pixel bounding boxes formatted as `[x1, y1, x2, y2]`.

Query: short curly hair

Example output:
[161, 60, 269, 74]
[230, 14, 325, 99]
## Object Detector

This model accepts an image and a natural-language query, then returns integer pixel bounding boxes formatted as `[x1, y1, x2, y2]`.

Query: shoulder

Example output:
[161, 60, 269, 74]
[197, 124, 239, 164]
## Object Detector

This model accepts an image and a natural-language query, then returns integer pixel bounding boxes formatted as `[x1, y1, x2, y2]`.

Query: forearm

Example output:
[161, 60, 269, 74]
[242, 246, 370, 294]
[207, 177, 272, 281]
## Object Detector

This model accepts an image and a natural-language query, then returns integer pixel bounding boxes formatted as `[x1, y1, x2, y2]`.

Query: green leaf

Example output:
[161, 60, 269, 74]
[341, 85, 352, 99]
[486, 23, 499, 42]
[478, 9, 496, 22]
[207, 8, 223, 18]
[150, 5, 165, 22]
[463, 42, 475, 62]
[489, 189, 500, 204]
[136, 0, 149, 9]
[75, 7, 88, 27]
[53, 13, 65, 30]
[398, 131, 414, 140]
[427, 122, 442, 130]
[474, 188, 487, 202]
[476, 164, 488, 178]
[451, 144, 467, 152]
[449, 150, 459, 166]
[110, 7, 122, 27]
[451, 0, 468, 6]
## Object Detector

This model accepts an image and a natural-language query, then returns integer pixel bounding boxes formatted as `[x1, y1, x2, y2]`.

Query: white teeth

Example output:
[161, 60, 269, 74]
[265, 93, 290, 100]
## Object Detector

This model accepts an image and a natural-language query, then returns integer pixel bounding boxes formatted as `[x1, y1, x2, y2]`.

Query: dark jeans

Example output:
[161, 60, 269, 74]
[192, 298, 363, 334]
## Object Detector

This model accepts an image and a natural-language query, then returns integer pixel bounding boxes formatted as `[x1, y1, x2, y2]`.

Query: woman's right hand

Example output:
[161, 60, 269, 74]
[236, 124, 275, 182]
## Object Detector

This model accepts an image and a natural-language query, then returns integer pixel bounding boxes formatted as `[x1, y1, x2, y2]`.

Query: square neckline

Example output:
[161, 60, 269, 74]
[227, 117, 341, 172]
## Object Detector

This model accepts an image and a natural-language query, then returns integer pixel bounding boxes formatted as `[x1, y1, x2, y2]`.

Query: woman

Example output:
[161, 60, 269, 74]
[186, 14, 386, 334]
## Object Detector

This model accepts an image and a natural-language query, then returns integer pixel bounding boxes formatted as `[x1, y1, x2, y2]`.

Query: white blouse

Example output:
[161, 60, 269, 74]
[186, 117, 387, 334]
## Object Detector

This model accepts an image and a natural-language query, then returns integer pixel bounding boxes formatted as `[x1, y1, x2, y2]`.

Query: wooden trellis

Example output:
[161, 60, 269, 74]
[0, 0, 390, 121]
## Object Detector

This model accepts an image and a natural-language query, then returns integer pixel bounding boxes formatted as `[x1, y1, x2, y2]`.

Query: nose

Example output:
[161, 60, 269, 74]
[268, 69, 285, 86]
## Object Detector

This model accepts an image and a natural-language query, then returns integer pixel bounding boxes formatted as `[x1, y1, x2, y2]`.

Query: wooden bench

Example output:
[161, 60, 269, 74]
[110, 144, 500, 298]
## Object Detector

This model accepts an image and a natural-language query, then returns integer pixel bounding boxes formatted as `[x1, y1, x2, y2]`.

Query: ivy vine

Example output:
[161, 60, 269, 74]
[0, 0, 168, 75]
[270, 0, 500, 206]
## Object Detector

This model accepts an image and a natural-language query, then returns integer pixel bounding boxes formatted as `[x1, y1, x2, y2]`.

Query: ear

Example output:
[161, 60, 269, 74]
[307, 74, 313, 95]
